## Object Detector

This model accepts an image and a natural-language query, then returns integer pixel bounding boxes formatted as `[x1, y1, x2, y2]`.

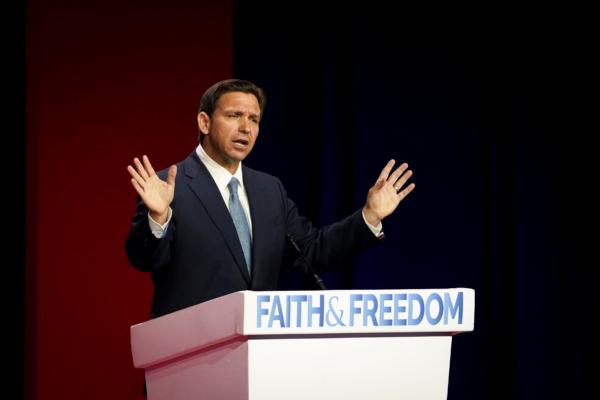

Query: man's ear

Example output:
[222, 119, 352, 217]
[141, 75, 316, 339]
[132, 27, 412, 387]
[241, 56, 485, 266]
[197, 112, 210, 134]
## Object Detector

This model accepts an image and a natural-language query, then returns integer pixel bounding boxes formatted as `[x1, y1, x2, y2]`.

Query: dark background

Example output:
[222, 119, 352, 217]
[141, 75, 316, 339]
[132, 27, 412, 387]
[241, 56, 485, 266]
[232, 3, 594, 399]
[19, 1, 593, 398]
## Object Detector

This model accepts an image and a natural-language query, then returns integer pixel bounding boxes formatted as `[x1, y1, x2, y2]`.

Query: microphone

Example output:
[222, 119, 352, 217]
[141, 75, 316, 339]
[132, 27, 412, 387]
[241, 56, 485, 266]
[286, 234, 327, 290]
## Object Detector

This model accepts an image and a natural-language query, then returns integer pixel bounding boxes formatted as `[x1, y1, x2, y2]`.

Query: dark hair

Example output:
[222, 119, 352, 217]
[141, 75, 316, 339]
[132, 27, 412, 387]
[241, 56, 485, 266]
[199, 79, 266, 116]
[198, 79, 266, 142]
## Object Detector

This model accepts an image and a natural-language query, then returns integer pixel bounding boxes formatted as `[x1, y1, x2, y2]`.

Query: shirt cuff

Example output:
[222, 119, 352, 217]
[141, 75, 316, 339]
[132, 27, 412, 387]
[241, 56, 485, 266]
[361, 210, 383, 238]
[148, 207, 172, 238]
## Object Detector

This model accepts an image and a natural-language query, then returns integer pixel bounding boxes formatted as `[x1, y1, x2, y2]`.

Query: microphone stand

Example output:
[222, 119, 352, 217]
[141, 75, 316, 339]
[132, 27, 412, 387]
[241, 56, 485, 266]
[286, 234, 327, 290]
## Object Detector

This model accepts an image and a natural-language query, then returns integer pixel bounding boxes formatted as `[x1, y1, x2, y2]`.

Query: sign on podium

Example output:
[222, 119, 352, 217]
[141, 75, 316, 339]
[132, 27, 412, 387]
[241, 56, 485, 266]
[131, 288, 474, 399]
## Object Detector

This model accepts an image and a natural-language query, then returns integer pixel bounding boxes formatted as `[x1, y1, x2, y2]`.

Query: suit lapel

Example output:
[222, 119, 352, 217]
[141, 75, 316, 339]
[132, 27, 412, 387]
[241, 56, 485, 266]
[242, 166, 269, 287]
[183, 153, 250, 283]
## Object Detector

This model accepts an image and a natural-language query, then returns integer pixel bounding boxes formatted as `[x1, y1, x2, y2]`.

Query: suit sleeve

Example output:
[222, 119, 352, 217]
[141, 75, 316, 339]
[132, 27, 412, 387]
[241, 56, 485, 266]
[124, 198, 175, 272]
[277, 179, 382, 272]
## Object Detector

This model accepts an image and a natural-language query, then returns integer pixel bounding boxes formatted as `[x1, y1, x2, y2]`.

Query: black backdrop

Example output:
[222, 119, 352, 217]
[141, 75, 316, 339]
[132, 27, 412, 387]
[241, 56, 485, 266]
[233, 4, 593, 399]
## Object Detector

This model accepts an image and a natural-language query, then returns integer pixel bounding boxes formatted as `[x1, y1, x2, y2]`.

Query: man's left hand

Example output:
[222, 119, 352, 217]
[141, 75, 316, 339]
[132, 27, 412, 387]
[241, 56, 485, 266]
[363, 159, 415, 226]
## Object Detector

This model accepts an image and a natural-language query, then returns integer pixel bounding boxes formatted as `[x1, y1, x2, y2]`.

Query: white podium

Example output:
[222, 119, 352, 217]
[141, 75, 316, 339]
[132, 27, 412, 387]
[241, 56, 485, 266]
[131, 289, 474, 400]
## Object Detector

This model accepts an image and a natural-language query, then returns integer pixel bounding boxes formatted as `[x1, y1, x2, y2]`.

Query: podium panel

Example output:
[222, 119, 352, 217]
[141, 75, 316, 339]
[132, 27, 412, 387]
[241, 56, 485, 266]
[248, 336, 452, 400]
[131, 289, 475, 400]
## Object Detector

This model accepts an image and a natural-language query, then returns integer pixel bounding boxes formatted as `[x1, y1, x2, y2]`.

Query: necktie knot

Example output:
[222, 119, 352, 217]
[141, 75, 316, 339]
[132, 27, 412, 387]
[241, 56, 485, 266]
[228, 177, 239, 195]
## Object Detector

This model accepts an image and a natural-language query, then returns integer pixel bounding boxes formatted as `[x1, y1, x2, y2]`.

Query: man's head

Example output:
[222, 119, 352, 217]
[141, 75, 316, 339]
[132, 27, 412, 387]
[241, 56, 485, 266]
[197, 79, 267, 174]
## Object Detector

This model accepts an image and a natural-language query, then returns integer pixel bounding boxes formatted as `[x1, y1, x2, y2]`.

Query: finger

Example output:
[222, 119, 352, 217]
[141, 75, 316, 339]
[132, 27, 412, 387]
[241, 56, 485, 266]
[133, 157, 149, 180]
[398, 182, 415, 199]
[377, 159, 396, 182]
[166, 165, 177, 186]
[387, 162, 409, 184]
[142, 155, 156, 177]
[127, 165, 146, 187]
[393, 169, 413, 191]
[130, 178, 145, 197]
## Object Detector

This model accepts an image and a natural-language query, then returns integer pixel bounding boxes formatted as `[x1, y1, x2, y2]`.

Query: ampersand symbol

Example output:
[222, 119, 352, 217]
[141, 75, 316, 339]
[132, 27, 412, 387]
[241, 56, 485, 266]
[326, 296, 346, 326]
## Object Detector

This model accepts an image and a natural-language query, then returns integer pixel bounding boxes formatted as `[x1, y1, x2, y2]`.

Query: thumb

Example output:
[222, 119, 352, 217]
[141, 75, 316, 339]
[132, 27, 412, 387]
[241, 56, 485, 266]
[166, 165, 177, 186]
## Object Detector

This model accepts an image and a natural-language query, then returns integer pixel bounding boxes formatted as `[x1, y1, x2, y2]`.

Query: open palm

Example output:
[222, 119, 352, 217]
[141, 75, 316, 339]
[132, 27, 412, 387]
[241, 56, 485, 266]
[363, 159, 415, 225]
[127, 155, 177, 222]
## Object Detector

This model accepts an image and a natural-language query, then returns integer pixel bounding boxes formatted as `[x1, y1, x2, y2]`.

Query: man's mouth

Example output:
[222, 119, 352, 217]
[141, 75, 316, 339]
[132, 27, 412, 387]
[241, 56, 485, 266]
[233, 139, 249, 147]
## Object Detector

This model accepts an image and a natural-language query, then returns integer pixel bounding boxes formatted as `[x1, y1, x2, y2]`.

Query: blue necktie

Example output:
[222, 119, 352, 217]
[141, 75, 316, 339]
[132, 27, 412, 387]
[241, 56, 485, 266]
[228, 177, 252, 273]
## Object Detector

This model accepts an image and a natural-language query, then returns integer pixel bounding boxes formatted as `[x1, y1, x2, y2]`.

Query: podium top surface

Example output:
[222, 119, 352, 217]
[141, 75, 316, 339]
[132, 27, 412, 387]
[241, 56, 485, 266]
[131, 288, 474, 368]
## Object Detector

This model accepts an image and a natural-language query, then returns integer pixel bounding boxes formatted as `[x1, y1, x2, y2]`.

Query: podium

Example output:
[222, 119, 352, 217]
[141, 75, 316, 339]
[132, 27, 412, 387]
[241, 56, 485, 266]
[131, 289, 474, 400]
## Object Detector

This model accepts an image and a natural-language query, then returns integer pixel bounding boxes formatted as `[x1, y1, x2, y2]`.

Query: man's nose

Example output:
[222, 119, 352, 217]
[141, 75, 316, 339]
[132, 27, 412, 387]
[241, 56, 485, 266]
[238, 118, 251, 133]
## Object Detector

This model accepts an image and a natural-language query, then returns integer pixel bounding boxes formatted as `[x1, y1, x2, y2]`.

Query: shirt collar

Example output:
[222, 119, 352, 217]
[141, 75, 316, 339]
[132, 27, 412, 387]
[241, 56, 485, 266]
[196, 142, 244, 192]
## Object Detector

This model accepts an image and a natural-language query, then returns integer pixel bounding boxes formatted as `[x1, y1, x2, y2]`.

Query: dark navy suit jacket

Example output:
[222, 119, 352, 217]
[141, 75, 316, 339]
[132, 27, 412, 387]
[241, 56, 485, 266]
[125, 152, 381, 317]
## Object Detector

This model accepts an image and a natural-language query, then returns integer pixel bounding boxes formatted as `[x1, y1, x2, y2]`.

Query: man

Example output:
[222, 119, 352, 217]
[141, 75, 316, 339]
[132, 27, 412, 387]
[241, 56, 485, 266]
[125, 79, 415, 318]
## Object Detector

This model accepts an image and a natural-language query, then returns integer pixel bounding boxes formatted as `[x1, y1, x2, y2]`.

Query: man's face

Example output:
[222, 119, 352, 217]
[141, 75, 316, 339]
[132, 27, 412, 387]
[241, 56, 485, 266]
[199, 92, 261, 173]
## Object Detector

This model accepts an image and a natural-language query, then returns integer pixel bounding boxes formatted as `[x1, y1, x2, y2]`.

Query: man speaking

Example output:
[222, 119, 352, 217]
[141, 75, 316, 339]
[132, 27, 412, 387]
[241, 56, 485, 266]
[125, 79, 415, 318]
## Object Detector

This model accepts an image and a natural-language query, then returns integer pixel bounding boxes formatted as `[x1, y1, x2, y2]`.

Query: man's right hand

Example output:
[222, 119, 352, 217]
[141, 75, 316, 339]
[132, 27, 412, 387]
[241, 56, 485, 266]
[127, 155, 177, 225]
